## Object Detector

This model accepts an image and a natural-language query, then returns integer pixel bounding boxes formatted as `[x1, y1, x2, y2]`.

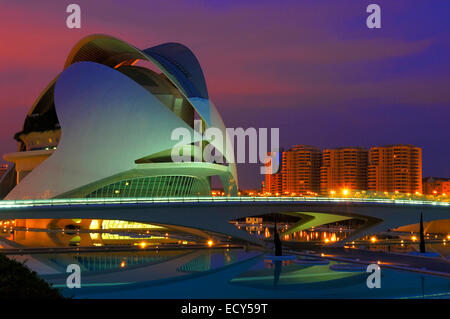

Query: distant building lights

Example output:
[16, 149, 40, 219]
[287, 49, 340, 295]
[207, 239, 213, 247]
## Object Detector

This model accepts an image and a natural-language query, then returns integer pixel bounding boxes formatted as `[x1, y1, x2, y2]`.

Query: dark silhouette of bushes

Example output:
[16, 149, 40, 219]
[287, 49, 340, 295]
[0, 253, 64, 299]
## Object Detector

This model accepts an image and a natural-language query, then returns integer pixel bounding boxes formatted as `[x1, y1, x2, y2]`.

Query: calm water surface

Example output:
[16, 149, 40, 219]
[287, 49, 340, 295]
[6, 248, 450, 299]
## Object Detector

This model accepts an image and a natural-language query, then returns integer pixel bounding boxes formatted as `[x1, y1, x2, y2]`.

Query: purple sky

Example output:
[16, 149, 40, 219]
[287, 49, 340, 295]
[0, 1, 449, 189]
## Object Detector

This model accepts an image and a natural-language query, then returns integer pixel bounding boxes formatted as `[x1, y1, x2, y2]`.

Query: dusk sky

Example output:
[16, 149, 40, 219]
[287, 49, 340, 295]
[1, 1, 449, 189]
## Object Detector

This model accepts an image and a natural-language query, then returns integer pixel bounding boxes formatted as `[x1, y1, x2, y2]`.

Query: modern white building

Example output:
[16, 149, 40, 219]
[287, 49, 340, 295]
[1, 34, 238, 200]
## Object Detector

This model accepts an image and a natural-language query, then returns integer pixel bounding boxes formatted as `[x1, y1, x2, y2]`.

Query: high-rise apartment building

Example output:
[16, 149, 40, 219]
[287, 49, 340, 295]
[368, 145, 422, 194]
[320, 147, 368, 194]
[282, 145, 322, 195]
[262, 151, 283, 195]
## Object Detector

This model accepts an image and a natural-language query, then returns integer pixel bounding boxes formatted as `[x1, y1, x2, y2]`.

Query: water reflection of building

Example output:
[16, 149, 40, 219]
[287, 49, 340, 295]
[178, 250, 212, 272]
[7, 218, 208, 248]
[176, 249, 241, 272]
[246, 217, 263, 224]
[231, 260, 366, 289]
[73, 253, 171, 272]
[14, 218, 165, 233]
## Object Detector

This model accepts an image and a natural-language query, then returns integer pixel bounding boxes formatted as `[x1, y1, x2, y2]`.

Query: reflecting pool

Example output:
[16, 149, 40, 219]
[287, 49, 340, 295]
[6, 248, 450, 299]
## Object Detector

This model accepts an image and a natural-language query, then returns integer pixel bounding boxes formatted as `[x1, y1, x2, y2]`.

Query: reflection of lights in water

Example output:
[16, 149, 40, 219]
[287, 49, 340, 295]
[89, 233, 99, 240]
[264, 259, 294, 269]
[120, 261, 126, 268]
[89, 219, 164, 230]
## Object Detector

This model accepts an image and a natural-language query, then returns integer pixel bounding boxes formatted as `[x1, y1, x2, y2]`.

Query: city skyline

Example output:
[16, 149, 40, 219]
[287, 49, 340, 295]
[0, 1, 449, 189]
[263, 143, 427, 196]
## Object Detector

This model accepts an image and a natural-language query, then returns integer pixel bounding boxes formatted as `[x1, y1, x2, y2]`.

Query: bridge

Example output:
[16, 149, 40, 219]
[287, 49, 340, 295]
[0, 196, 449, 245]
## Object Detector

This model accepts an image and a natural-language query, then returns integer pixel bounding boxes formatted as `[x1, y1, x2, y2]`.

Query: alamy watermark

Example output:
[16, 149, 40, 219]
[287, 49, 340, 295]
[366, 263, 381, 288]
[66, 264, 81, 288]
[66, 4, 81, 29]
[65, 4, 380, 30]
[366, 4, 381, 29]
[171, 120, 280, 175]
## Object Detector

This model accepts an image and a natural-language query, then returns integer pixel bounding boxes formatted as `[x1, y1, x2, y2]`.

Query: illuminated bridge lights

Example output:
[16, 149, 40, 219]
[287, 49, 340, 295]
[0, 196, 448, 209]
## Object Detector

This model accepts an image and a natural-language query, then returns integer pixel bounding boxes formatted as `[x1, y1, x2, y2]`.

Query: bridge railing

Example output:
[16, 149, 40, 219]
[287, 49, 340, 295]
[0, 196, 448, 209]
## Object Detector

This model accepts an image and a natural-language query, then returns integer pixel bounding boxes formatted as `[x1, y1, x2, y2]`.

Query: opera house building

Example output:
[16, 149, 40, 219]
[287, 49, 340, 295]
[0, 34, 238, 201]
